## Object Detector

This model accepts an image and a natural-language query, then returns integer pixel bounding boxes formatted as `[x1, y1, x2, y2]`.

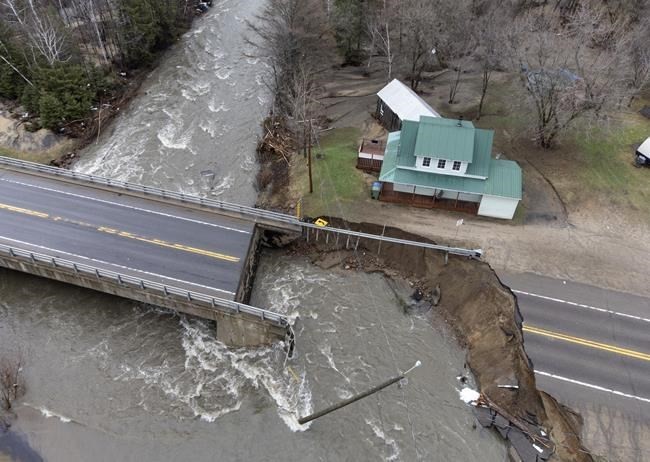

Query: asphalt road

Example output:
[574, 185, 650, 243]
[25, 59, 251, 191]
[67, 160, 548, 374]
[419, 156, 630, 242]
[499, 271, 650, 459]
[0, 168, 255, 300]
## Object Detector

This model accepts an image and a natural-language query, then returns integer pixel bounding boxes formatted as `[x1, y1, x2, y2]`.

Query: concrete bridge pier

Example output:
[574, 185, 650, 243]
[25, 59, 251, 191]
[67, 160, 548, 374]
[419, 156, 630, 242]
[214, 311, 292, 348]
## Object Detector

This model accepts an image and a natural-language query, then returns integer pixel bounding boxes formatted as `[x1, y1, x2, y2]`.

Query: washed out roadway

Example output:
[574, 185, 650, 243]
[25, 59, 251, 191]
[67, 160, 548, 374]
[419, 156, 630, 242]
[0, 168, 255, 300]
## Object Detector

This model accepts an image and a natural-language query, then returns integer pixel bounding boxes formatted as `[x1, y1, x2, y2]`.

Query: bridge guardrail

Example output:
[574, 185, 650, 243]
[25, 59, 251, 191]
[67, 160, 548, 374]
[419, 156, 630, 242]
[0, 156, 482, 259]
[0, 243, 289, 327]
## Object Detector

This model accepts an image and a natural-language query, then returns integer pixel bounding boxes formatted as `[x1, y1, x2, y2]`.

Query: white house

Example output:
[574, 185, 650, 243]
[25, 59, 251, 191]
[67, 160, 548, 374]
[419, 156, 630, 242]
[378, 116, 523, 220]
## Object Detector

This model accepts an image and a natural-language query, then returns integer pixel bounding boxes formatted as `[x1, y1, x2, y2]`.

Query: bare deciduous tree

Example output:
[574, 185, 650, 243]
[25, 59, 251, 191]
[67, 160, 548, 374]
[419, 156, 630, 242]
[473, 4, 505, 119]
[400, 0, 440, 91]
[625, 18, 650, 93]
[507, 6, 631, 148]
[246, 0, 333, 117]
[1, 0, 70, 65]
[366, 1, 395, 81]
[0, 349, 24, 411]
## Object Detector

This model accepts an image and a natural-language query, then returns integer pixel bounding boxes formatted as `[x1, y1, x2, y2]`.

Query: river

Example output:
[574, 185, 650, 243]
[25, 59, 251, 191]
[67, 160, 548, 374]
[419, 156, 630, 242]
[0, 1, 505, 460]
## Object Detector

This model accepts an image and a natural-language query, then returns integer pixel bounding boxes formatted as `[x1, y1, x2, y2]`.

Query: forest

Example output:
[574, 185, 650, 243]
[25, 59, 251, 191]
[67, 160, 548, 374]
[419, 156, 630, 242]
[0, 0, 206, 131]
[2, 0, 649, 147]
[251, 0, 650, 149]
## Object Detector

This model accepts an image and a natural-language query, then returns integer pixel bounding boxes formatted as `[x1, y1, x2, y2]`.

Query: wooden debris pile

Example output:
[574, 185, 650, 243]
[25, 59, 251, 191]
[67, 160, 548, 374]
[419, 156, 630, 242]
[256, 116, 294, 194]
[256, 116, 294, 164]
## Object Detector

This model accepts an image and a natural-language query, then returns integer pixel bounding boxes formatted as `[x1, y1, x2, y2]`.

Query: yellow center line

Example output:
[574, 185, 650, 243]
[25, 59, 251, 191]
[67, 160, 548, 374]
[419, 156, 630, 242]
[0, 202, 49, 219]
[523, 324, 650, 362]
[98, 227, 239, 262]
[0, 201, 240, 263]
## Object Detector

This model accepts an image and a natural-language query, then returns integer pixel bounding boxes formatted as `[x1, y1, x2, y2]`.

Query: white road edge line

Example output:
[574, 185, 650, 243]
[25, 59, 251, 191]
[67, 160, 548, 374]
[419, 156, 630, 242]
[0, 177, 251, 235]
[535, 370, 650, 404]
[512, 289, 650, 323]
[0, 236, 235, 296]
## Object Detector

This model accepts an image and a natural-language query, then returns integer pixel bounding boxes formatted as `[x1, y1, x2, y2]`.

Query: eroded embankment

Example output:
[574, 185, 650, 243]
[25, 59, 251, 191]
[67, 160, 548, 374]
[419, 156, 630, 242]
[272, 218, 592, 462]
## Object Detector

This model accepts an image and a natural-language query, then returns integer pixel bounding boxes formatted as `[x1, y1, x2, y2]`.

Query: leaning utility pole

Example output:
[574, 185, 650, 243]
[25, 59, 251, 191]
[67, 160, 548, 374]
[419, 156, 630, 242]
[298, 361, 421, 425]
[308, 118, 313, 194]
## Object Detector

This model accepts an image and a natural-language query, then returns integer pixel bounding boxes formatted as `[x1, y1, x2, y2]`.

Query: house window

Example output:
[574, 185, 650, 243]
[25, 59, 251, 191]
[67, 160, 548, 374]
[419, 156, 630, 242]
[452, 161, 462, 171]
[437, 159, 446, 169]
[422, 157, 431, 167]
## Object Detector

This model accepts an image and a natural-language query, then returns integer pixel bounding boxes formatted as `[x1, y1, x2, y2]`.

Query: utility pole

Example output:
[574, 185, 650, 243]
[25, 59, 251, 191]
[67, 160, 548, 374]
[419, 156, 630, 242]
[308, 118, 313, 194]
[298, 361, 420, 425]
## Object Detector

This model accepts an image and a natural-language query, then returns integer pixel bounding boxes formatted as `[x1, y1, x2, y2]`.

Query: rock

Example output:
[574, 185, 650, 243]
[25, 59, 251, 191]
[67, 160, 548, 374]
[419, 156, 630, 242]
[0, 108, 63, 153]
[412, 288, 424, 301]
[431, 284, 441, 306]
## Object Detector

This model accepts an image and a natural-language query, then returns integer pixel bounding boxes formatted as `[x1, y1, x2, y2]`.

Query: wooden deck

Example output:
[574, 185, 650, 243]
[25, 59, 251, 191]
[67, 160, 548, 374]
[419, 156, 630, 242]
[379, 183, 479, 215]
[356, 139, 385, 172]
[356, 157, 383, 172]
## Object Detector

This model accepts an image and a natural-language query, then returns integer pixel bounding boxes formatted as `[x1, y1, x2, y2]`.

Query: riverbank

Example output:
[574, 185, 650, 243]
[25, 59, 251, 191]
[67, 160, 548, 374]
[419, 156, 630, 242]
[274, 218, 591, 461]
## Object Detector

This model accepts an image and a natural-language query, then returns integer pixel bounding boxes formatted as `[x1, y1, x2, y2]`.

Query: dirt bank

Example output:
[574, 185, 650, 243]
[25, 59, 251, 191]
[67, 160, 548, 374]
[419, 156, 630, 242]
[276, 218, 592, 461]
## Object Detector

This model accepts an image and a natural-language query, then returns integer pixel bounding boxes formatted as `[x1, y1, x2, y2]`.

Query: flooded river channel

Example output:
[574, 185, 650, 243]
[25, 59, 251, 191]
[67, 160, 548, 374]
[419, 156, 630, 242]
[0, 1, 505, 460]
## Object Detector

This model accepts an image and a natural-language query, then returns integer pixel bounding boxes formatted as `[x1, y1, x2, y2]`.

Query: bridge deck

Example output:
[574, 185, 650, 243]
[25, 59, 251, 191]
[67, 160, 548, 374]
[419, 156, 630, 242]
[0, 167, 254, 301]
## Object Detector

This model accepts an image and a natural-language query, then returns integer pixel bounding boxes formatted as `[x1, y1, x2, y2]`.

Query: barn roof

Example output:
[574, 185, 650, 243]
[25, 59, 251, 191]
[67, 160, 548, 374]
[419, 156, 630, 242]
[377, 79, 440, 122]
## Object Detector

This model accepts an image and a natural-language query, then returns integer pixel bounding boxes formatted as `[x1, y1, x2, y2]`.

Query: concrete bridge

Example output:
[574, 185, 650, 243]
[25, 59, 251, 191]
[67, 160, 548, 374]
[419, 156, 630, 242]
[0, 156, 303, 348]
[0, 156, 482, 349]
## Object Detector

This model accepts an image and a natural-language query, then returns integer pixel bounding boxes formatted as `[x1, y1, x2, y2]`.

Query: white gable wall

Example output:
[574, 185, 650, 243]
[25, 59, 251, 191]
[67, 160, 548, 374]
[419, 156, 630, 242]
[416, 156, 468, 176]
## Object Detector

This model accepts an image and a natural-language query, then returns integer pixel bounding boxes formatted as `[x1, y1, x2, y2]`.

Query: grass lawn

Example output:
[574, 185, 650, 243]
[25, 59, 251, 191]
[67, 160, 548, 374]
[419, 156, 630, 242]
[575, 116, 650, 216]
[293, 127, 371, 217]
[0, 142, 73, 165]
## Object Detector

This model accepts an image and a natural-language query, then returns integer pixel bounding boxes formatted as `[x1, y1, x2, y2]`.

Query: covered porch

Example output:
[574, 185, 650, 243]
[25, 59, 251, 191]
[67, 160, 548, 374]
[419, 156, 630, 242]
[379, 182, 479, 214]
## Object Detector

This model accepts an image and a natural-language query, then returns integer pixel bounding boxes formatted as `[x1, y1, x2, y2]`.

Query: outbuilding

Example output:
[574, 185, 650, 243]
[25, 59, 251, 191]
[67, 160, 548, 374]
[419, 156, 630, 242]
[375, 79, 440, 131]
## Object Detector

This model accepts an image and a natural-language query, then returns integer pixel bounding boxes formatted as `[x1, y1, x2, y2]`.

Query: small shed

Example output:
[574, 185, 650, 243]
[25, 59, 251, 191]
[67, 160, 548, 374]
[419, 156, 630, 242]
[636, 137, 650, 166]
[375, 79, 440, 131]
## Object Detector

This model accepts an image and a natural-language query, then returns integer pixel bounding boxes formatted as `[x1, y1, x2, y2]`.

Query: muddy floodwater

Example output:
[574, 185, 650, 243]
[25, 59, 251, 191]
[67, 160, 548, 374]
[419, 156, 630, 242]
[1, 0, 505, 460]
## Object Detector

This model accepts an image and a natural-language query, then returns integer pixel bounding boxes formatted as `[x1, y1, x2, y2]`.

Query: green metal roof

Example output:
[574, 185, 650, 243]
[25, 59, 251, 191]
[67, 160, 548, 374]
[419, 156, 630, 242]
[391, 168, 487, 194]
[413, 116, 476, 162]
[483, 160, 522, 199]
[379, 131, 400, 180]
[465, 129, 493, 178]
[380, 140, 523, 199]
[396, 120, 419, 168]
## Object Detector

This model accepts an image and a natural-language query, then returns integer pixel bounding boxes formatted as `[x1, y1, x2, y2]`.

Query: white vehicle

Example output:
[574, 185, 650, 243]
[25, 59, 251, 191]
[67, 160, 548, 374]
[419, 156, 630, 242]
[635, 137, 650, 167]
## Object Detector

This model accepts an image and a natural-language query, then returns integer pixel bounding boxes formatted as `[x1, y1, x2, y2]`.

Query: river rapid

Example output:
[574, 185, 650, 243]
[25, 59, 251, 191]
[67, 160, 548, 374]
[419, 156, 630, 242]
[0, 1, 505, 460]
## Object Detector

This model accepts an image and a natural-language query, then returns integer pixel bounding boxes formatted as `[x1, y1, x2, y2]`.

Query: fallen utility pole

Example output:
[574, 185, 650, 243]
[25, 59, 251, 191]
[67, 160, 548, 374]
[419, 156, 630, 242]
[298, 361, 421, 425]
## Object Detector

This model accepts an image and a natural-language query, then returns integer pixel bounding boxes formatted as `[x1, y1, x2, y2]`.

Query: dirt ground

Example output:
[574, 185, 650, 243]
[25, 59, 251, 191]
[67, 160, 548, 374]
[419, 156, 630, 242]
[311, 65, 650, 299]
